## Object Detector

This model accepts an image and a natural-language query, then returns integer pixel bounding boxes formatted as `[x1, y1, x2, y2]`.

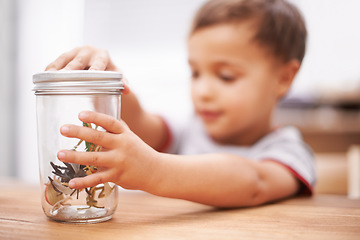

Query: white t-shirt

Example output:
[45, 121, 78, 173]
[162, 115, 316, 194]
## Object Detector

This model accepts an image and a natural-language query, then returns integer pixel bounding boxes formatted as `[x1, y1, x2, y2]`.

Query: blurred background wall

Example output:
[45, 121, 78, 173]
[0, 0, 359, 184]
[1, 0, 85, 183]
[0, 0, 17, 177]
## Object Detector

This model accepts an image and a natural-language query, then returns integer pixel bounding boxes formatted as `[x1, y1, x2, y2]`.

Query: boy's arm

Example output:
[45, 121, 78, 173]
[121, 91, 168, 151]
[59, 111, 300, 207]
[148, 153, 300, 207]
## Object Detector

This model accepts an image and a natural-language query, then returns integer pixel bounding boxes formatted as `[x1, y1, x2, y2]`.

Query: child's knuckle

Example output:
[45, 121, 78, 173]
[89, 154, 100, 166]
[108, 118, 118, 129]
[57, 54, 67, 63]
[95, 53, 107, 61]
[92, 131, 104, 142]
[96, 175, 105, 185]
[74, 56, 86, 67]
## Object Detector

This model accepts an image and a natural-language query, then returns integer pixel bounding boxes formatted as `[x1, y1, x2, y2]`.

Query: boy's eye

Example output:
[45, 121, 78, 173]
[191, 70, 200, 79]
[218, 72, 236, 82]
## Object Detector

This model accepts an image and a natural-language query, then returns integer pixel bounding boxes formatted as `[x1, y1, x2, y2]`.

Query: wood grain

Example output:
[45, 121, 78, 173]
[0, 179, 359, 240]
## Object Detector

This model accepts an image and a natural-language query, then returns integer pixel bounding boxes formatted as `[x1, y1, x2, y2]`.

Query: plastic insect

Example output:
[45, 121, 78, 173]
[45, 122, 113, 210]
[51, 162, 87, 183]
[49, 162, 87, 199]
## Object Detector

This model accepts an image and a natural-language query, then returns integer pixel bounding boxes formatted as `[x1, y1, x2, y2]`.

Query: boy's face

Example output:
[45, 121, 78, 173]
[188, 23, 288, 145]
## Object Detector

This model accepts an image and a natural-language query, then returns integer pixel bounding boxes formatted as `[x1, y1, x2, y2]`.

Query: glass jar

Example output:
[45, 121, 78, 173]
[33, 70, 123, 223]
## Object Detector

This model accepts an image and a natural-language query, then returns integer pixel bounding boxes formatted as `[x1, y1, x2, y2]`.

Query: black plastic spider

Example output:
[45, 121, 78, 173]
[49, 162, 88, 199]
[50, 162, 87, 183]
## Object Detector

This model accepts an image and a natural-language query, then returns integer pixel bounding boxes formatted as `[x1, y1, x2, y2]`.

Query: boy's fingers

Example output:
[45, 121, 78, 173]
[45, 46, 119, 71]
[60, 124, 115, 149]
[57, 150, 113, 168]
[69, 171, 110, 189]
[45, 47, 80, 71]
[63, 51, 92, 70]
[78, 111, 127, 134]
[122, 78, 131, 95]
[88, 51, 110, 71]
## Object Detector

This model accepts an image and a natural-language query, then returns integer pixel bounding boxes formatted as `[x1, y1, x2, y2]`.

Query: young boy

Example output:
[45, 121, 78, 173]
[46, 0, 315, 207]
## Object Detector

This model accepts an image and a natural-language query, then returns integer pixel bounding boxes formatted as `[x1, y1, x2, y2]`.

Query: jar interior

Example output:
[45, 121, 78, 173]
[36, 94, 120, 223]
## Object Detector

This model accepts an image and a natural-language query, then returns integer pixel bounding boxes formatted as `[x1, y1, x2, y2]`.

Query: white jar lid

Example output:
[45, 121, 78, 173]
[33, 70, 123, 94]
[33, 70, 122, 83]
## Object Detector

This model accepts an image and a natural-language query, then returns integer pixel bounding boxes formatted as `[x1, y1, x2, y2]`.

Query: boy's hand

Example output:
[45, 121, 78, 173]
[46, 46, 119, 72]
[45, 46, 130, 94]
[57, 111, 160, 191]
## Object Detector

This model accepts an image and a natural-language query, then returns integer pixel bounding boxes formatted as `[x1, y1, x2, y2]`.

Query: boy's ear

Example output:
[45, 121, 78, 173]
[276, 59, 301, 99]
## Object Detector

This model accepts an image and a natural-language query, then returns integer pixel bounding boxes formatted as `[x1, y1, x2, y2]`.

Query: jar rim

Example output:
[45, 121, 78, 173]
[32, 70, 123, 93]
[33, 70, 122, 83]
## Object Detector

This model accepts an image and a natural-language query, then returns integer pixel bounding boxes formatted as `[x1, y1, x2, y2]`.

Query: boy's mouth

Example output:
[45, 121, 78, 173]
[198, 110, 222, 122]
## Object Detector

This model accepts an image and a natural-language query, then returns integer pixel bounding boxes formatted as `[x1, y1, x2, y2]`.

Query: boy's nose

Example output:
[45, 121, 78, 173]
[193, 78, 215, 101]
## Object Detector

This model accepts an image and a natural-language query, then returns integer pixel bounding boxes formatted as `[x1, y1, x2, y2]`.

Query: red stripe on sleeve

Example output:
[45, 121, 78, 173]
[263, 159, 313, 195]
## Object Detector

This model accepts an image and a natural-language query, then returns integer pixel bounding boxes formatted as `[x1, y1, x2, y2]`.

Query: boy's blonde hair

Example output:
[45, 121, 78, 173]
[191, 0, 307, 63]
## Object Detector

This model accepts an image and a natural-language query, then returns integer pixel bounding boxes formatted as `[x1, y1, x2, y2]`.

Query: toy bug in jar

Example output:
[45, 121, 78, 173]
[44, 122, 115, 212]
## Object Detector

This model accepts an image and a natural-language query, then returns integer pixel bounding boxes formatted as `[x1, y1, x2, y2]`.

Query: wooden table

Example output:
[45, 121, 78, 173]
[1, 179, 359, 240]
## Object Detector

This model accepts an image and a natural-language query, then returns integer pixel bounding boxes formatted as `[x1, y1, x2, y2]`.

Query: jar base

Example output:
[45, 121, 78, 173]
[48, 205, 113, 224]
